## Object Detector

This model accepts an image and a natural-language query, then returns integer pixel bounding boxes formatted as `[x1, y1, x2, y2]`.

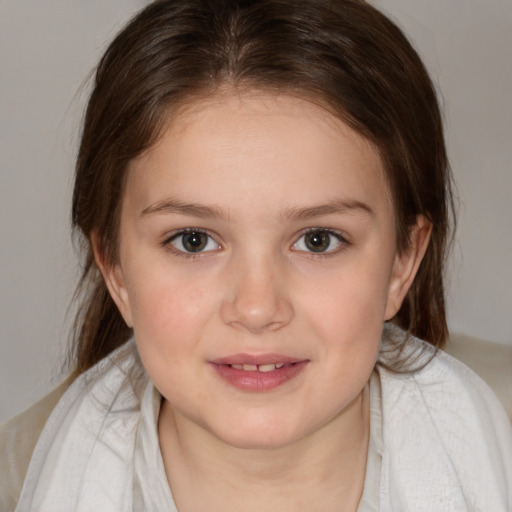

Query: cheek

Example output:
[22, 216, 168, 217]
[128, 273, 217, 406]
[126, 266, 218, 354]
[299, 257, 392, 330]
[294, 255, 391, 378]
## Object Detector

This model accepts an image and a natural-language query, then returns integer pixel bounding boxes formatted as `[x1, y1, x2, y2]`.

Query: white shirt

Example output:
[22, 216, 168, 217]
[13, 331, 512, 511]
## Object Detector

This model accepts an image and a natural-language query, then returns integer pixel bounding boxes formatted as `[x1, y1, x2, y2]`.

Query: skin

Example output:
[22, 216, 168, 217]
[96, 92, 431, 512]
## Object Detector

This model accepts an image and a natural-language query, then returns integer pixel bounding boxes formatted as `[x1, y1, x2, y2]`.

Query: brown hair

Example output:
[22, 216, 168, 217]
[69, 0, 455, 377]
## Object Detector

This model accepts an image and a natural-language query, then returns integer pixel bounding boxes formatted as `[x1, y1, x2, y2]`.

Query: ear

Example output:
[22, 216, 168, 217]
[90, 232, 134, 328]
[384, 216, 432, 320]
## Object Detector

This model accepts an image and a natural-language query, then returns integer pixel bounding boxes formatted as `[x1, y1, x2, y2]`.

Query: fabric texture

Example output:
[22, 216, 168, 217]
[2, 329, 511, 511]
[0, 379, 70, 512]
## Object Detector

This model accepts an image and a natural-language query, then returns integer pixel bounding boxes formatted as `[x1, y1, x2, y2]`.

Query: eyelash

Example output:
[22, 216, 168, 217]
[292, 228, 349, 257]
[161, 227, 349, 258]
[162, 228, 220, 258]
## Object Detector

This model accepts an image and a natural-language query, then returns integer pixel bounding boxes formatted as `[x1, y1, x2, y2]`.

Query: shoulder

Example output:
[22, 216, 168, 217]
[378, 326, 511, 429]
[0, 341, 142, 512]
[377, 333, 512, 510]
[0, 379, 71, 512]
[392, 337, 511, 437]
[445, 331, 512, 420]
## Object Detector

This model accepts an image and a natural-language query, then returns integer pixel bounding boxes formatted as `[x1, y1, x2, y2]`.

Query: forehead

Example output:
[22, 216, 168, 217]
[125, 92, 392, 220]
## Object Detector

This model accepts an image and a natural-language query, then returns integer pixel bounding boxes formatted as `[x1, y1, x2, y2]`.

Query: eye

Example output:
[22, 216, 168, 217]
[292, 229, 346, 254]
[167, 229, 220, 253]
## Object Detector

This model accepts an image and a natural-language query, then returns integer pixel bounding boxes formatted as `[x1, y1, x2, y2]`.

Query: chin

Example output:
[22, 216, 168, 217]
[217, 431, 300, 451]
[208, 414, 307, 451]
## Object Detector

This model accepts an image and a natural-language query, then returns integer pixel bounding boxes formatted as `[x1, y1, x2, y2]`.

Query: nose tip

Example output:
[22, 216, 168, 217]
[220, 270, 294, 333]
[222, 299, 292, 333]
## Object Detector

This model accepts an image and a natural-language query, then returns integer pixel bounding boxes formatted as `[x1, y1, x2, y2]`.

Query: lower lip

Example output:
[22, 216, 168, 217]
[210, 361, 309, 391]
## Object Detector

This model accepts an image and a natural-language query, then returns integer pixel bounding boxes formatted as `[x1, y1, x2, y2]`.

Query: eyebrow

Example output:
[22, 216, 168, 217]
[140, 197, 374, 222]
[141, 198, 230, 221]
[281, 199, 375, 221]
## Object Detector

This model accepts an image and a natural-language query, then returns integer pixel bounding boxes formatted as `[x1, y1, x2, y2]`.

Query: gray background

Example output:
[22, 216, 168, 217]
[1, 0, 511, 422]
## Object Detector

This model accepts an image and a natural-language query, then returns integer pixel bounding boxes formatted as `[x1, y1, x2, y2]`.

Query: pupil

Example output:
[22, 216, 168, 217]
[183, 232, 207, 252]
[306, 231, 330, 252]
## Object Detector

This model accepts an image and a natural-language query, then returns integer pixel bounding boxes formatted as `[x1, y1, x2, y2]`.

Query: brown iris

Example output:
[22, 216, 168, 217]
[304, 231, 331, 252]
[181, 231, 208, 252]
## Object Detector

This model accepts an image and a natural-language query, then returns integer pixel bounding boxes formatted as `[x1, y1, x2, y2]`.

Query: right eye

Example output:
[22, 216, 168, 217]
[292, 229, 346, 254]
[167, 230, 220, 254]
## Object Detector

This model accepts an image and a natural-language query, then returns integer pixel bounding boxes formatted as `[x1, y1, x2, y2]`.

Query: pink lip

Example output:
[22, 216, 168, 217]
[209, 353, 309, 392]
[211, 353, 303, 366]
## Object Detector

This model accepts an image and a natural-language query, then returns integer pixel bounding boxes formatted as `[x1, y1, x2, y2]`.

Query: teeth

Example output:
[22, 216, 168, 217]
[231, 363, 283, 372]
[258, 364, 276, 372]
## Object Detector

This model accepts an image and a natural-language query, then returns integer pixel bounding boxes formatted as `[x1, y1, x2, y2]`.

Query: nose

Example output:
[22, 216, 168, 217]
[220, 254, 294, 334]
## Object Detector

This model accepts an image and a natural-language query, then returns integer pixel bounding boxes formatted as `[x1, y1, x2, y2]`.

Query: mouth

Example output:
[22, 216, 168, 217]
[221, 362, 297, 372]
[228, 363, 296, 373]
[209, 355, 309, 391]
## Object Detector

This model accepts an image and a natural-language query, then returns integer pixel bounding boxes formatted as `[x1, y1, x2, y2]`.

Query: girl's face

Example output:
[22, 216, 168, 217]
[100, 92, 428, 449]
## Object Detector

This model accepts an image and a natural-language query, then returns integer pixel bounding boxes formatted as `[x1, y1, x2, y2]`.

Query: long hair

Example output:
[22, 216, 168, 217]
[69, 0, 455, 377]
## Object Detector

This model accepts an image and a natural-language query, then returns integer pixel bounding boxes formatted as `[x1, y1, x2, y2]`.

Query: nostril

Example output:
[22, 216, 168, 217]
[219, 273, 294, 332]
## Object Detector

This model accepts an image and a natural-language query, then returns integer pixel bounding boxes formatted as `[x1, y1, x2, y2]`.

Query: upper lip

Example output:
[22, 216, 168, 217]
[210, 353, 307, 366]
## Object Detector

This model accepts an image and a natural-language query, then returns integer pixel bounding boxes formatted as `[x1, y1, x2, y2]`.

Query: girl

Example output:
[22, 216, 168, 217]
[1, 0, 511, 510]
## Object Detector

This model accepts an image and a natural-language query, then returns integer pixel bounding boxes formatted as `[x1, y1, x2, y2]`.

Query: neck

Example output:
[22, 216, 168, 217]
[158, 386, 370, 512]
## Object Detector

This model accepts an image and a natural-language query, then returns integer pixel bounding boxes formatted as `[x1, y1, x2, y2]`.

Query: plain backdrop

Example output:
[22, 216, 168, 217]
[1, 0, 511, 422]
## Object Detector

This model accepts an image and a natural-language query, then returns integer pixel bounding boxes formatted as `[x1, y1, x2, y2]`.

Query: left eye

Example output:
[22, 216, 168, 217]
[168, 230, 219, 253]
[292, 230, 345, 253]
